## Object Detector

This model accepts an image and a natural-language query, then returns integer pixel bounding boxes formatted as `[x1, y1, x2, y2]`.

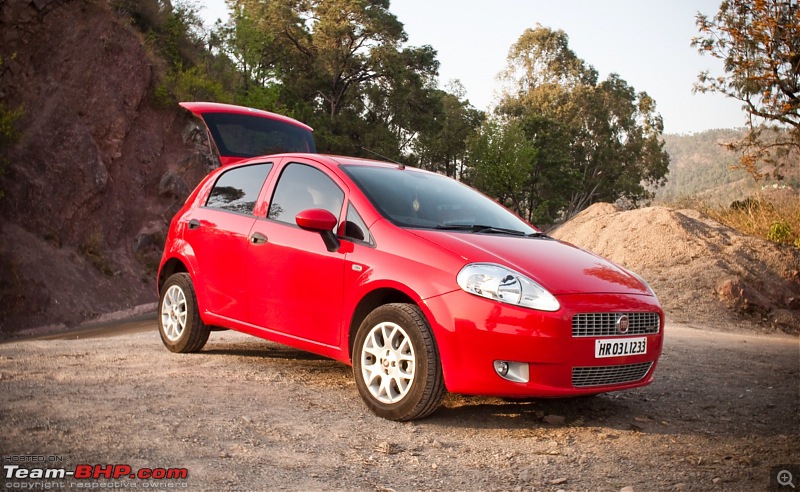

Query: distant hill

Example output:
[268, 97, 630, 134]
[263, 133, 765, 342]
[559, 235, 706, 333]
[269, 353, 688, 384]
[656, 129, 754, 205]
[656, 128, 799, 206]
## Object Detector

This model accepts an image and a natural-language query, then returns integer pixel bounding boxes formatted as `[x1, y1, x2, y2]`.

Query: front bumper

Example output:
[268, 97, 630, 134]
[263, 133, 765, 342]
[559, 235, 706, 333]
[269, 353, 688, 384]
[421, 290, 664, 397]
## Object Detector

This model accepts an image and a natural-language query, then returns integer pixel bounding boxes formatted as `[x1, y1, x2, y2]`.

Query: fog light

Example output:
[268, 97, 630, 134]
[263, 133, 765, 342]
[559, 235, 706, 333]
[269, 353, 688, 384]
[493, 360, 529, 383]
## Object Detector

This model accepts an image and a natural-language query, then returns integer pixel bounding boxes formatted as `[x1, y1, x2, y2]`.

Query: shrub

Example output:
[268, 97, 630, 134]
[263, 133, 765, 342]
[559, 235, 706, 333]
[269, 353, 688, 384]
[154, 65, 229, 107]
[767, 221, 793, 243]
[703, 194, 800, 246]
[0, 98, 24, 200]
[78, 231, 115, 276]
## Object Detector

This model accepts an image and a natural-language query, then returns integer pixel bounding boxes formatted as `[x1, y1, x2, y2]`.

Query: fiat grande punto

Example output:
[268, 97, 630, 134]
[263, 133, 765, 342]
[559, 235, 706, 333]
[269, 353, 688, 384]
[157, 102, 664, 421]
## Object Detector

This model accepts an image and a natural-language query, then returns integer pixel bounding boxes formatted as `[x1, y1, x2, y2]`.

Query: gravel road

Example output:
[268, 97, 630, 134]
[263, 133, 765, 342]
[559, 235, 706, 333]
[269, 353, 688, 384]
[1, 321, 798, 491]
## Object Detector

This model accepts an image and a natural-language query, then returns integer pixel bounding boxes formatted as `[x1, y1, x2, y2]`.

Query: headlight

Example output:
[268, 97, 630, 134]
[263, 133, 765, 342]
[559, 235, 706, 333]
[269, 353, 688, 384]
[456, 263, 560, 312]
[629, 270, 659, 300]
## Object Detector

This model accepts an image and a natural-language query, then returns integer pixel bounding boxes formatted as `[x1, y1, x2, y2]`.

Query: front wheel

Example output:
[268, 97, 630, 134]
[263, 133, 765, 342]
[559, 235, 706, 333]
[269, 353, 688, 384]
[352, 303, 445, 421]
[158, 273, 210, 353]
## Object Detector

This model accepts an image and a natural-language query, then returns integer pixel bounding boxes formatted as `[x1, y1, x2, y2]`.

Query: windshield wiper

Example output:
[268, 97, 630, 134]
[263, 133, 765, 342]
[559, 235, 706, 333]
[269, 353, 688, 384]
[435, 224, 529, 236]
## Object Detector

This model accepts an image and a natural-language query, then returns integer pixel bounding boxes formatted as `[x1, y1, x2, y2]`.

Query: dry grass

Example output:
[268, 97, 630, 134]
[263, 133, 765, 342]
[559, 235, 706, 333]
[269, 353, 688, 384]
[78, 231, 115, 276]
[700, 193, 800, 248]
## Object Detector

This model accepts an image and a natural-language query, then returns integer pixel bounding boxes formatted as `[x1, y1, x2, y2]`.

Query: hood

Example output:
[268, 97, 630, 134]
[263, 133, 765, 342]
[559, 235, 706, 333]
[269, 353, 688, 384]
[410, 230, 652, 296]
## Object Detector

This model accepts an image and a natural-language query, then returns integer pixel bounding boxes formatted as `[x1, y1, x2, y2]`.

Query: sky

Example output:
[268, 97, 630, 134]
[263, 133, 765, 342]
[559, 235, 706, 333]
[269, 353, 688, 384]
[199, 0, 744, 135]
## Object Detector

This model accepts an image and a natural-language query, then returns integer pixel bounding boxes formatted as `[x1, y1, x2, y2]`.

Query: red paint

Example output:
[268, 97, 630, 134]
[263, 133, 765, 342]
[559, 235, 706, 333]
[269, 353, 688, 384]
[159, 108, 664, 400]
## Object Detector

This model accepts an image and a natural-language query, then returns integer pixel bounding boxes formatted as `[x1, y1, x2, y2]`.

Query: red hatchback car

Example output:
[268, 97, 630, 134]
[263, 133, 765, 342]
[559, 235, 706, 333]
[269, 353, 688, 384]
[158, 103, 664, 421]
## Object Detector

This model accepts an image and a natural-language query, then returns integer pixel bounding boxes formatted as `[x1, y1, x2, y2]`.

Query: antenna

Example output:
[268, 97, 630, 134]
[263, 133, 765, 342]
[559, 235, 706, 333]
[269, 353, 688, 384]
[358, 146, 406, 169]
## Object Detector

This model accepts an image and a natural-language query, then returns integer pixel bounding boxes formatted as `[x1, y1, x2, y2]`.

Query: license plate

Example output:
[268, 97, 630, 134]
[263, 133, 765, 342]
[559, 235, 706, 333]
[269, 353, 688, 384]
[595, 337, 647, 358]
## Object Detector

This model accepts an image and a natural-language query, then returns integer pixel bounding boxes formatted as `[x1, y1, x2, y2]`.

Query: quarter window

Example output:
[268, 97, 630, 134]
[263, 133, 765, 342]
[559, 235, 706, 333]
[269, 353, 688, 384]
[269, 163, 344, 224]
[343, 203, 373, 245]
[206, 163, 272, 215]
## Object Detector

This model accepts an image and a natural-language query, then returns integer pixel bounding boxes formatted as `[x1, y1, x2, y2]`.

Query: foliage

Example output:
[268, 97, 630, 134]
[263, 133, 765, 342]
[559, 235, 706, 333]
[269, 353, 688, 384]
[413, 81, 484, 177]
[0, 102, 22, 144]
[656, 129, 753, 204]
[767, 221, 793, 243]
[703, 194, 800, 246]
[111, 3, 674, 227]
[464, 113, 578, 225]
[463, 118, 539, 220]
[78, 231, 115, 276]
[0, 97, 23, 200]
[655, 128, 800, 206]
[154, 64, 230, 107]
[113, 0, 205, 68]
[115, 0, 240, 105]
[495, 26, 670, 222]
[693, 0, 800, 180]
[216, 0, 478, 159]
[112, 0, 483, 169]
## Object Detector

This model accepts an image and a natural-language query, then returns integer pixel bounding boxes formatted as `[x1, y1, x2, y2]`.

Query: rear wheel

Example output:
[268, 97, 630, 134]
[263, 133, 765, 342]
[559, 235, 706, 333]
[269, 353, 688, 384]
[353, 303, 445, 421]
[158, 273, 210, 353]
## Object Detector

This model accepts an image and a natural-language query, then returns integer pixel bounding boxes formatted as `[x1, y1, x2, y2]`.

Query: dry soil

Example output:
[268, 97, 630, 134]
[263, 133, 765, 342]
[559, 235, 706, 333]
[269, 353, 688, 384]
[1, 322, 798, 491]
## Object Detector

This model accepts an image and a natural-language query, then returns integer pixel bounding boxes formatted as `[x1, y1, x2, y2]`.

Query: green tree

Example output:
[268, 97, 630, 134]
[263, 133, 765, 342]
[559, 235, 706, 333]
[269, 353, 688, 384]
[465, 114, 574, 225]
[693, 0, 800, 180]
[223, 0, 441, 157]
[464, 118, 538, 220]
[413, 81, 484, 178]
[212, 6, 280, 95]
[356, 44, 441, 161]
[498, 26, 670, 220]
[116, 0, 236, 105]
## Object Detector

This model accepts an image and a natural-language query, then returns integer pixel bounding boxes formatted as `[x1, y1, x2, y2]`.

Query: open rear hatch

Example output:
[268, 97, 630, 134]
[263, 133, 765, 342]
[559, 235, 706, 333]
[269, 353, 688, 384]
[180, 102, 316, 166]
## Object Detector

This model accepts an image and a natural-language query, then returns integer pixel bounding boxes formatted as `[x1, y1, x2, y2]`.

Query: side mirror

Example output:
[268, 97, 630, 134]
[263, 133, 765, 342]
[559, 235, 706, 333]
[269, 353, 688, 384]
[295, 208, 340, 252]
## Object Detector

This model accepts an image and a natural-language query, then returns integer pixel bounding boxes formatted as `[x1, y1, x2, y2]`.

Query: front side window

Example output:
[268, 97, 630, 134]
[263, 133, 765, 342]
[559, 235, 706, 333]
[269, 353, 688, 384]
[205, 163, 272, 215]
[269, 163, 344, 224]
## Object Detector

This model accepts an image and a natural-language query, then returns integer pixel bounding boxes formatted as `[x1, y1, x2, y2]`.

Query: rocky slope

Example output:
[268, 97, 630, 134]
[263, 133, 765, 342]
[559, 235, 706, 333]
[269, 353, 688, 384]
[0, 0, 214, 334]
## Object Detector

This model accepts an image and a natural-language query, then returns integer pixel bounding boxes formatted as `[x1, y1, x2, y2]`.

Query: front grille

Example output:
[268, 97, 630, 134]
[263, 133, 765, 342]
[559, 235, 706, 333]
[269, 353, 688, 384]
[572, 362, 653, 388]
[572, 312, 660, 337]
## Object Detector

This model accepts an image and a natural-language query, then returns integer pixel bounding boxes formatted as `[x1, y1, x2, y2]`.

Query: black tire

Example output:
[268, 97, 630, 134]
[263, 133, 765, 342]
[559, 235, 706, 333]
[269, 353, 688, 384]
[158, 273, 210, 353]
[352, 303, 446, 421]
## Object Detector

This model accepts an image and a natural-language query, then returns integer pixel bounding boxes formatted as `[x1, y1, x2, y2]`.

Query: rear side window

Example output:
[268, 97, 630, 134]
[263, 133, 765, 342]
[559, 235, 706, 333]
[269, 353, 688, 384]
[269, 163, 344, 224]
[201, 112, 316, 157]
[206, 163, 272, 215]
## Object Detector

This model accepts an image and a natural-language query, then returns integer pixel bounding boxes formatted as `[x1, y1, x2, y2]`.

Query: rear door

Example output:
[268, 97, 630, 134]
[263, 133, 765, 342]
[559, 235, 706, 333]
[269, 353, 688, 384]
[180, 102, 316, 166]
[183, 162, 273, 321]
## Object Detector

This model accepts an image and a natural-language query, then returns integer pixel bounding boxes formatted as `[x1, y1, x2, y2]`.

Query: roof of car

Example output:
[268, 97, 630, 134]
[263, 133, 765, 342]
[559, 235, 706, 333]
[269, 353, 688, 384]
[322, 154, 408, 168]
[243, 153, 411, 170]
[179, 102, 314, 132]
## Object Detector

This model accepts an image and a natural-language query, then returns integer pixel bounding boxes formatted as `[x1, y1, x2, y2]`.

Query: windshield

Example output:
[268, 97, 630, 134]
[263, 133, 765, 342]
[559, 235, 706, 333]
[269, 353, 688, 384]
[342, 165, 537, 235]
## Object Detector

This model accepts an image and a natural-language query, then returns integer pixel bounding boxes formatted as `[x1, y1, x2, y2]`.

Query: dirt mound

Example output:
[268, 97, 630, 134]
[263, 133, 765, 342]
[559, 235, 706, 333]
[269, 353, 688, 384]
[551, 203, 800, 333]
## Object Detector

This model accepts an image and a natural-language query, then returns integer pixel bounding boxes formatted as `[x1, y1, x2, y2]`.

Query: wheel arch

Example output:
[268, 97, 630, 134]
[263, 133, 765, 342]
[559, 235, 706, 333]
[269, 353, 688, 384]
[157, 258, 189, 295]
[347, 287, 416, 360]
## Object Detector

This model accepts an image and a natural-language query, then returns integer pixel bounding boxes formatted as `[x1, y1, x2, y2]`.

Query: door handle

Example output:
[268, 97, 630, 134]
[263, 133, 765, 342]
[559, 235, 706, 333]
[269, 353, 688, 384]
[250, 232, 268, 245]
[188, 219, 200, 230]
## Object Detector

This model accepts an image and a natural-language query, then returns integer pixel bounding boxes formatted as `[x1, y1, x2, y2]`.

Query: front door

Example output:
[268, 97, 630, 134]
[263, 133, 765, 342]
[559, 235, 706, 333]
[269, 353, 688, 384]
[246, 161, 347, 347]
